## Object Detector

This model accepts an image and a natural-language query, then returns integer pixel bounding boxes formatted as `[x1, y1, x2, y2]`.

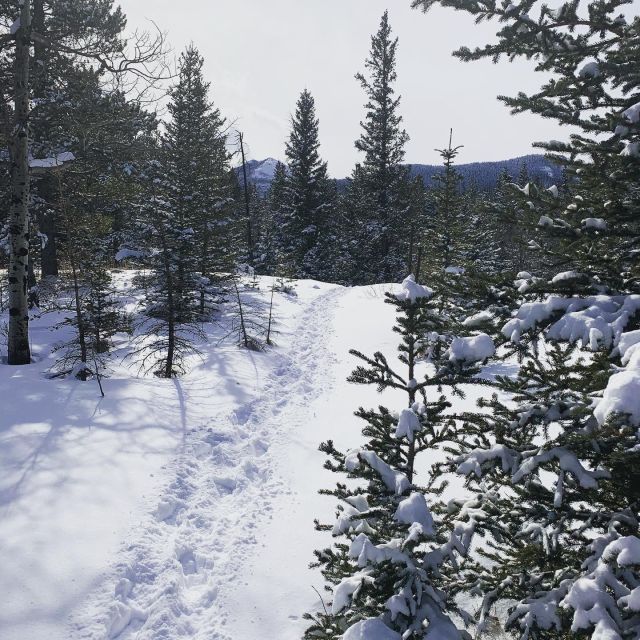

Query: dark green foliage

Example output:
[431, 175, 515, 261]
[277, 90, 334, 279]
[342, 12, 414, 284]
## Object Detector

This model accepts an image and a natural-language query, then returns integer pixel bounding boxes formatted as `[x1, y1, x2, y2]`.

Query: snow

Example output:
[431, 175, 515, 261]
[29, 152, 76, 169]
[456, 444, 517, 478]
[582, 217, 607, 231]
[594, 370, 640, 426]
[9, 17, 20, 34]
[332, 574, 373, 615]
[621, 142, 640, 158]
[502, 295, 640, 347]
[342, 618, 401, 640]
[622, 101, 640, 124]
[551, 270, 585, 283]
[449, 333, 495, 363]
[250, 157, 279, 181]
[115, 248, 145, 262]
[619, 330, 640, 364]
[538, 215, 553, 227]
[394, 407, 422, 442]
[444, 266, 465, 275]
[462, 310, 494, 327]
[602, 536, 640, 567]
[394, 274, 434, 302]
[547, 185, 559, 198]
[577, 61, 601, 78]
[348, 449, 411, 495]
[394, 492, 435, 536]
[0, 277, 511, 640]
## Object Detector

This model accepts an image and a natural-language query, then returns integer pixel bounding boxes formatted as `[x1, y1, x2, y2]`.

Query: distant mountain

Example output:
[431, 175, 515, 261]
[407, 154, 562, 190]
[236, 158, 280, 195]
[236, 154, 563, 194]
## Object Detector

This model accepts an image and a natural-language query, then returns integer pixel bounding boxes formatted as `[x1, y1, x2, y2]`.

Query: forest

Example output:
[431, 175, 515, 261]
[0, 1, 639, 640]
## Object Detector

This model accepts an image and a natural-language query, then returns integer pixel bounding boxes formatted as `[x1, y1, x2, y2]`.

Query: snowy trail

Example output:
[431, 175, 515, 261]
[72, 284, 347, 640]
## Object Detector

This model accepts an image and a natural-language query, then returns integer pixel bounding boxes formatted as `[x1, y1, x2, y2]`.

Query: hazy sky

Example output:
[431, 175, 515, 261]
[118, 0, 568, 177]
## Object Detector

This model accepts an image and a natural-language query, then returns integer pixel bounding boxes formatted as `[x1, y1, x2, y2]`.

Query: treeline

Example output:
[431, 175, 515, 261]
[0, 3, 550, 373]
[249, 12, 548, 286]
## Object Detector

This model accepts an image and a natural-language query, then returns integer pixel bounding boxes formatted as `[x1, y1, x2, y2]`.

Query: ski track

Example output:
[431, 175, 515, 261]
[72, 285, 344, 640]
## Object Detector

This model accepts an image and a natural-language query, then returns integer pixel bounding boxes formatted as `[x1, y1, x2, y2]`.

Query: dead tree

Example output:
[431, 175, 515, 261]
[237, 131, 255, 266]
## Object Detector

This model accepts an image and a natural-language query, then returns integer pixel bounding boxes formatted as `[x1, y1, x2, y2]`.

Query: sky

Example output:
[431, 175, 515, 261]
[117, 0, 568, 177]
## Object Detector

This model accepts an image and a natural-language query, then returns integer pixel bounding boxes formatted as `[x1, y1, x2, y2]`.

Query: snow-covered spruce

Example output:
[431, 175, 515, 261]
[303, 277, 495, 639]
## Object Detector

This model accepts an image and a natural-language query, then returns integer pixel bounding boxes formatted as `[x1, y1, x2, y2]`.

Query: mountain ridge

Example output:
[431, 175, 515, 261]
[237, 154, 563, 194]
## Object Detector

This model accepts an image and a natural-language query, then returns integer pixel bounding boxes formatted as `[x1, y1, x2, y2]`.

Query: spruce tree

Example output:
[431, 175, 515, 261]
[346, 11, 412, 284]
[424, 132, 465, 277]
[129, 159, 204, 378]
[278, 89, 332, 279]
[304, 275, 498, 640]
[164, 45, 232, 320]
[126, 46, 229, 377]
[411, 0, 640, 636]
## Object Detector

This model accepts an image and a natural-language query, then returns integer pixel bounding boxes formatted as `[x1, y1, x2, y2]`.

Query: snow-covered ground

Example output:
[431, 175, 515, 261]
[0, 277, 486, 640]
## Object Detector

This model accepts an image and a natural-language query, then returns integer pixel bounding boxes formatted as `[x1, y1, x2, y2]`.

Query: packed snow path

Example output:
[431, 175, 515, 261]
[2, 281, 485, 640]
[71, 283, 350, 639]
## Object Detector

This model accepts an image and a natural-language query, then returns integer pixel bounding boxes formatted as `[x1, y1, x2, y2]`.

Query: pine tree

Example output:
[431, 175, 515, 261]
[164, 45, 232, 320]
[411, 0, 640, 636]
[130, 159, 204, 378]
[424, 132, 465, 277]
[267, 161, 296, 279]
[346, 11, 412, 284]
[278, 89, 332, 279]
[304, 275, 497, 640]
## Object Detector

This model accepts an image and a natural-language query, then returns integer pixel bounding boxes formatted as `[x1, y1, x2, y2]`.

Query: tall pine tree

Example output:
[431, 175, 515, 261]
[278, 89, 332, 279]
[345, 11, 412, 284]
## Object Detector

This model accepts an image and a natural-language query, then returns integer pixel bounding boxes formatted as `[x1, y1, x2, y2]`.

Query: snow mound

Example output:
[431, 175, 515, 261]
[582, 217, 607, 231]
[346, 449, 410, 495]
[343, 618, 401, 640]
[394, 408, 422, 442]
[394, 275, 434, 302]
[394, 492, 435, 536]
[449, 334, 495, 363]
[594, 370, 640, 426]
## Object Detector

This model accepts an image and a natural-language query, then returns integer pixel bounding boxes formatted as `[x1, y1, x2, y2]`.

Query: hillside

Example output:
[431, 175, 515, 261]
[238, 154, 562, 194]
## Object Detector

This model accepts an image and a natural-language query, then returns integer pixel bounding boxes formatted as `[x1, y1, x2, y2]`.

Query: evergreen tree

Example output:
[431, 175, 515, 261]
[130, 159, 204, 378]
[424, 133, 465, 277]
[412, 0, 640, 636]
[346, 11, 412, 284]
[163, 45, 232, 320]
[278, 89, 332, 279]
[126, 46, 230, 378]
[304, 275, 497, 640]
[266, 160, 296, 278]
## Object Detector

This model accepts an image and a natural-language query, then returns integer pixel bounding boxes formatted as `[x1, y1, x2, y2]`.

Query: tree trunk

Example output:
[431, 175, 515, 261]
[238, 132, 254, 266]
[7, 0, 32, 365]
[160, 230, 176, 378]
[70, 256, 88, 367]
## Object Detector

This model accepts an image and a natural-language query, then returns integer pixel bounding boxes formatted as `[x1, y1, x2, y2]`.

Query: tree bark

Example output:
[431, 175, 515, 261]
[238, 132, 254, 266]
[8, 0, 32, 365]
